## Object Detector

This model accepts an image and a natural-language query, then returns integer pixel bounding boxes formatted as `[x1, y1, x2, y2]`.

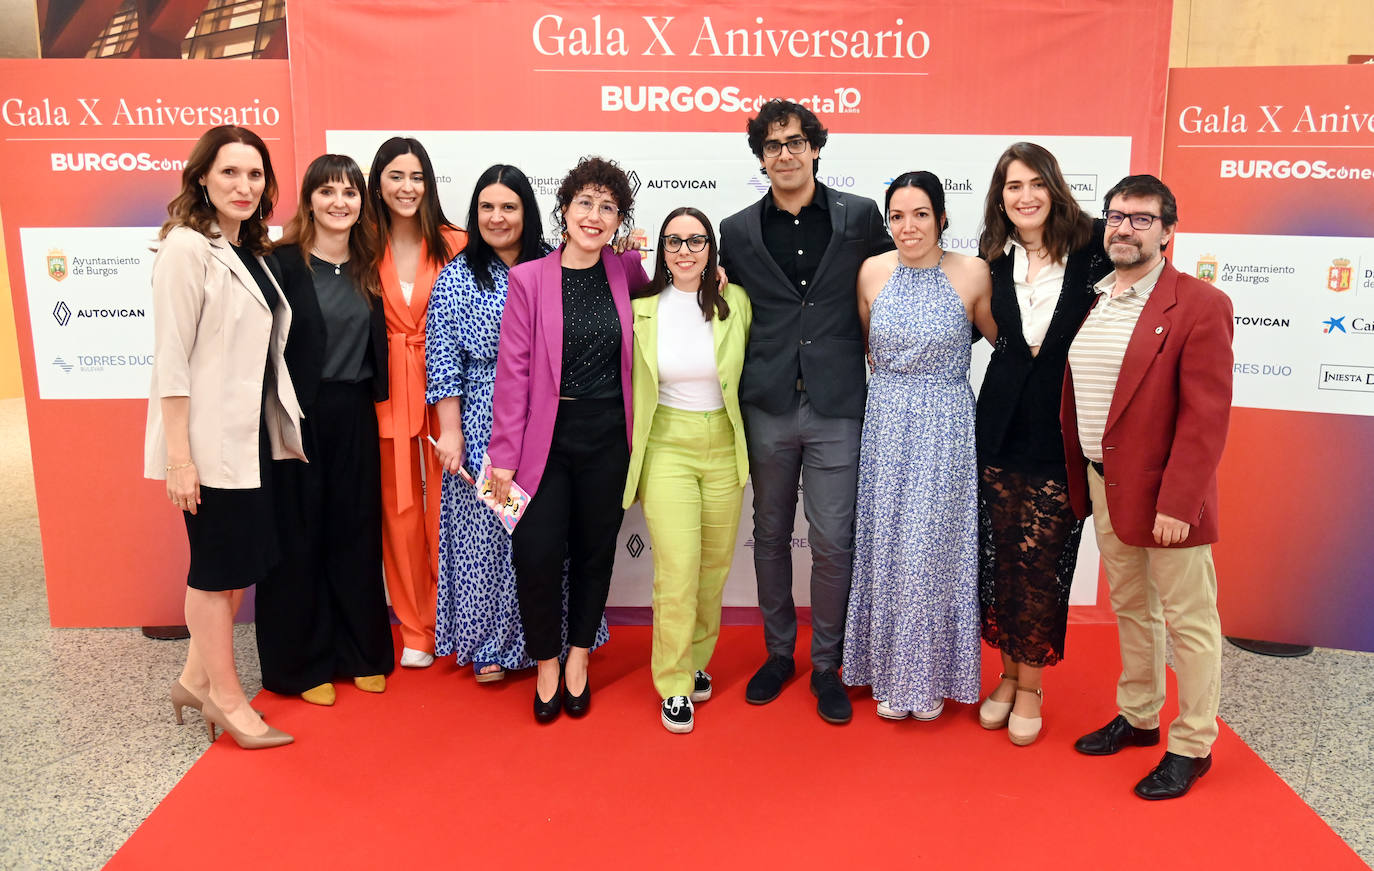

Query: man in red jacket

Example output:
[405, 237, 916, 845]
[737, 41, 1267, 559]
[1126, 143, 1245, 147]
[1061, 174, 1234, 800]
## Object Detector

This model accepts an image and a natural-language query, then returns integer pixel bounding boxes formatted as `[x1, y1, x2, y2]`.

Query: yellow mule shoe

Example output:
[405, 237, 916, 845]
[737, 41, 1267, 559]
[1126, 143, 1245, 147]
[301, 683, 336, 706]
[354, 674, 386, 693]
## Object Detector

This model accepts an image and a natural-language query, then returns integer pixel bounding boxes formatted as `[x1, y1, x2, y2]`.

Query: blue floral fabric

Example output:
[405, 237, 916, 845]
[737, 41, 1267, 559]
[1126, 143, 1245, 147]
[426, 252, 608, 667]
[842, 260, 981, 711]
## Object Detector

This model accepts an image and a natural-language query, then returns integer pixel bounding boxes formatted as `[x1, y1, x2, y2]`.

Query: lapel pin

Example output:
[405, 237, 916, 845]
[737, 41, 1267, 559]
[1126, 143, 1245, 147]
[1155, 326, 1164, 334]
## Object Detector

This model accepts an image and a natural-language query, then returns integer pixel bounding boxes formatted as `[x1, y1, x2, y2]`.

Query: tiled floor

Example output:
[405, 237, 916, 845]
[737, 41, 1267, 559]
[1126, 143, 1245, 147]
[0, 397, 1370, 869]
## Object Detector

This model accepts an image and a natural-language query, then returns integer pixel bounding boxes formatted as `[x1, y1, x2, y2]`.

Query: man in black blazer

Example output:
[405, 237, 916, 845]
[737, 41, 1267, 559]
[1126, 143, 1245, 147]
[719, 99, 893, 724]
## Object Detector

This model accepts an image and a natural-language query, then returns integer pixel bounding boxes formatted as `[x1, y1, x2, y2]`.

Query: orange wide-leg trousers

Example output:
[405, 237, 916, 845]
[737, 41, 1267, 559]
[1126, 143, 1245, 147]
[379, 432, 440, 654]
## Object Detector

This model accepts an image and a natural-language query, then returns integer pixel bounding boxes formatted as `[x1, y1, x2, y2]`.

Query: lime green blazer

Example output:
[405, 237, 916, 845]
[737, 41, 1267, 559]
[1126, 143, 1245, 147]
[621, 283, 752, 508]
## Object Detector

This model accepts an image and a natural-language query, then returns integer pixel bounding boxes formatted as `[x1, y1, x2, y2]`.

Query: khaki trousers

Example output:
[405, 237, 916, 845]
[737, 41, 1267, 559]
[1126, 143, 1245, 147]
[1087, 466, 1221, 757]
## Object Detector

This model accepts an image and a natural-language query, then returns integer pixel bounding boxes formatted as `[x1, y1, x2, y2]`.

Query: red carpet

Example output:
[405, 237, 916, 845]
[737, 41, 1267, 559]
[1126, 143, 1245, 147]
[110, 625, 1364, 870]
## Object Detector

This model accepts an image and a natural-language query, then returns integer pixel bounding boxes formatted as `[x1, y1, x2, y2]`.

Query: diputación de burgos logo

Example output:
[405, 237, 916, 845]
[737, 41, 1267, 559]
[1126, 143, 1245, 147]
[1327, 258, 1353, 292]
[602, 85, 861, 115]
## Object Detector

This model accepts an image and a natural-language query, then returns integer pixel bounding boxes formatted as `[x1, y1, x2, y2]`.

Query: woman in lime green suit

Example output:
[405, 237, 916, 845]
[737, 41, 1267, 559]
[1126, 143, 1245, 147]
[623, 206, 751, 735]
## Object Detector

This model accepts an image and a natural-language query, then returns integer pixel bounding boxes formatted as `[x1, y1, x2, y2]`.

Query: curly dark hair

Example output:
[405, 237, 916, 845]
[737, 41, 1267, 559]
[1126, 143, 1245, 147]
[746, 99, 829, 162]
[552, 156, 635, 241]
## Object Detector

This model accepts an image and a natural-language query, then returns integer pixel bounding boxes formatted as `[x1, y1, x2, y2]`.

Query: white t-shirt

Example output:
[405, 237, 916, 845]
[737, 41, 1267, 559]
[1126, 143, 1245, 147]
[656, 285, 724, 411]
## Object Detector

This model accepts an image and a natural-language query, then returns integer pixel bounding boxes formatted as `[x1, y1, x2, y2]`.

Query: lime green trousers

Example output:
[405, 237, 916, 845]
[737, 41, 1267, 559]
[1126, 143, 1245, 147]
[638, 406, 744, 699]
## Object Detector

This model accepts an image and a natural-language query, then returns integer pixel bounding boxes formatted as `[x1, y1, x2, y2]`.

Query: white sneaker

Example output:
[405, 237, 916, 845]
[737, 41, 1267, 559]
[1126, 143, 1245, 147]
[876, 700, 911, 720]
[912, 700, 945, 721]
[399, 647, 434, 668]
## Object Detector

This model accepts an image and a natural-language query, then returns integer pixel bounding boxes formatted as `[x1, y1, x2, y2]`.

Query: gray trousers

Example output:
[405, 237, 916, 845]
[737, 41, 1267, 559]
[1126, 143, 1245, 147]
[742, 393, 861, 672]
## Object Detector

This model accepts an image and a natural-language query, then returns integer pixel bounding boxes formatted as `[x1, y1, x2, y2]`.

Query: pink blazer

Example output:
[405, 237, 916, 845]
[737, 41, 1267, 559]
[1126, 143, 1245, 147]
[489, 246, 649, 497]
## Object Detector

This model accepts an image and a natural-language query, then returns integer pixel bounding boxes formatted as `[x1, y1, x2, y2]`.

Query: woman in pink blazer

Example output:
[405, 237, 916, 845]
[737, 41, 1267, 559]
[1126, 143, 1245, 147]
[489, 156, 648, 723]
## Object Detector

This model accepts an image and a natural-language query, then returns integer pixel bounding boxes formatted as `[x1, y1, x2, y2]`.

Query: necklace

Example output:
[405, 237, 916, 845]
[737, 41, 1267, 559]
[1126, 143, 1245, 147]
[311, 248, 346, 275]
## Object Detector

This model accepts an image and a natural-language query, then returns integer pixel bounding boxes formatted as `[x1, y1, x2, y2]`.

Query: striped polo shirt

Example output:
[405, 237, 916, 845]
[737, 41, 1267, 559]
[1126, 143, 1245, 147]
[1068, 258, 1166, 461]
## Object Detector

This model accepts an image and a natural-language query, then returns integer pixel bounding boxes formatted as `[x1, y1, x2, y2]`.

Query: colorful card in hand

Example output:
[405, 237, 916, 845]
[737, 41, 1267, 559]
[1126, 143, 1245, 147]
[456, 452, 529, 534]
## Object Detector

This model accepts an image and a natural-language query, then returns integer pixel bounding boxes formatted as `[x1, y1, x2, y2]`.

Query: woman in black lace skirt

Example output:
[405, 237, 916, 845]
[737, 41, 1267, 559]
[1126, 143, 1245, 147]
[974, 143, 1111, 746]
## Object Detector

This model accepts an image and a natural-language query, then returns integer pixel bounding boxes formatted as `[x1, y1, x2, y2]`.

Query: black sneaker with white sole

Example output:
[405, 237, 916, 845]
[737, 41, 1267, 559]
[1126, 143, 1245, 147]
[690, 670, 712, 703]
[661, 695, 694, 733]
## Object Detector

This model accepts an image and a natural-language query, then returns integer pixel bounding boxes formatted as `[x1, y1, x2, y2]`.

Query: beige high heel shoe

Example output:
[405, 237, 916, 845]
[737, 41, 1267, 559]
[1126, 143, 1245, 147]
[1008, 687, 1043, 746]
[978, 673, 1016, 730]
[170, 680, 202, 725]
[170, 680, 264, 724]
[201, 699, 294, 749]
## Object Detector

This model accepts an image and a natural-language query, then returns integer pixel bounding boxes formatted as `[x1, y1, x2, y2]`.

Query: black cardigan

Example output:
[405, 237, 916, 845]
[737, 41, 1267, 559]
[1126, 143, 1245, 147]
[268, 245, 389, 412]
[975, 221, 1111, 474]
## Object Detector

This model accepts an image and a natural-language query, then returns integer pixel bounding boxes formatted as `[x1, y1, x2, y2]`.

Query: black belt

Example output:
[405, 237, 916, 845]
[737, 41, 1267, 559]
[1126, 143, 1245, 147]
[1089, 460, 1105, 475]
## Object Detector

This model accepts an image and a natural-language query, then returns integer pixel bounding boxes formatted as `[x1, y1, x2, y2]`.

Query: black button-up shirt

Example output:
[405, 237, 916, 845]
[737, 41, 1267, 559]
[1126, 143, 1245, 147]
[761, 182, 831, 296]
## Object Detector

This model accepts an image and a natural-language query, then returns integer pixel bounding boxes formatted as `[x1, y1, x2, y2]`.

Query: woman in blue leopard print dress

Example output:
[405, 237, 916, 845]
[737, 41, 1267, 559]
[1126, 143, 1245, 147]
[427, 165, 608, 681]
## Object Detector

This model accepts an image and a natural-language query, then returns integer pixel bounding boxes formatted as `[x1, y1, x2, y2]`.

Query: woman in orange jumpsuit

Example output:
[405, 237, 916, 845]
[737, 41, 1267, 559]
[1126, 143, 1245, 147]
[368, 137, 466, 667]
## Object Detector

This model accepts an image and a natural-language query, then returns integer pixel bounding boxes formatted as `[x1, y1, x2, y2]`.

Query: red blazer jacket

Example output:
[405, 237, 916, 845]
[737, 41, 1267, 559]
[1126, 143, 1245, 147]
[1060, 260, 1234, 547]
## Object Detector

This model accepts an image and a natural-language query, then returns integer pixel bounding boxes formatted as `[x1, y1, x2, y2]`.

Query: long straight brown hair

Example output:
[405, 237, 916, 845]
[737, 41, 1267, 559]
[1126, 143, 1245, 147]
[978, 141, 1091, 263]
[160, 125, 277, 255]
[367, 137, 459, 267]
[277, 154, 382, 299]
[634, 206, 729, 322]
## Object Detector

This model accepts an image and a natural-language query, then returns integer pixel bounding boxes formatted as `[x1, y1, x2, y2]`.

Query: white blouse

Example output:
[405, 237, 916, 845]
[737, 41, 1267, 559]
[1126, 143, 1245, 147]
[1006, 238, 1065, 349]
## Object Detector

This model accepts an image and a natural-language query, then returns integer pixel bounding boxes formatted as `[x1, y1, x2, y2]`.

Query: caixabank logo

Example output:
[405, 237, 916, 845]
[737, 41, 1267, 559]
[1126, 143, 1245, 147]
[1322, 315, 1374, 335]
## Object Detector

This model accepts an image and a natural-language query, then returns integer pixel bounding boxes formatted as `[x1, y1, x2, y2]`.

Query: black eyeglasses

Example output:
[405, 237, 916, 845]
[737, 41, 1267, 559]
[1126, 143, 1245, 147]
[761, 136, 810, 158]
[1104, 210, 1161, 230]
[663, 234, 709, 253]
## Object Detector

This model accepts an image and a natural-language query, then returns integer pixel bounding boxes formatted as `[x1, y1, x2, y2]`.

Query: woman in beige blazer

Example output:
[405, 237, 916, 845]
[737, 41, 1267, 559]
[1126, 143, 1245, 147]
[144, 126, 304, 750]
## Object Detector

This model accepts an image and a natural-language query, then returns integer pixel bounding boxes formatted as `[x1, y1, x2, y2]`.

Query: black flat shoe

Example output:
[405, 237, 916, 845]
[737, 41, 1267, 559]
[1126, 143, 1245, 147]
[533, 668, 562, 724]
[1134, 751, 1212, 800]
[1074, 715, 1160, 755]
[563, 671, 590, 718]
